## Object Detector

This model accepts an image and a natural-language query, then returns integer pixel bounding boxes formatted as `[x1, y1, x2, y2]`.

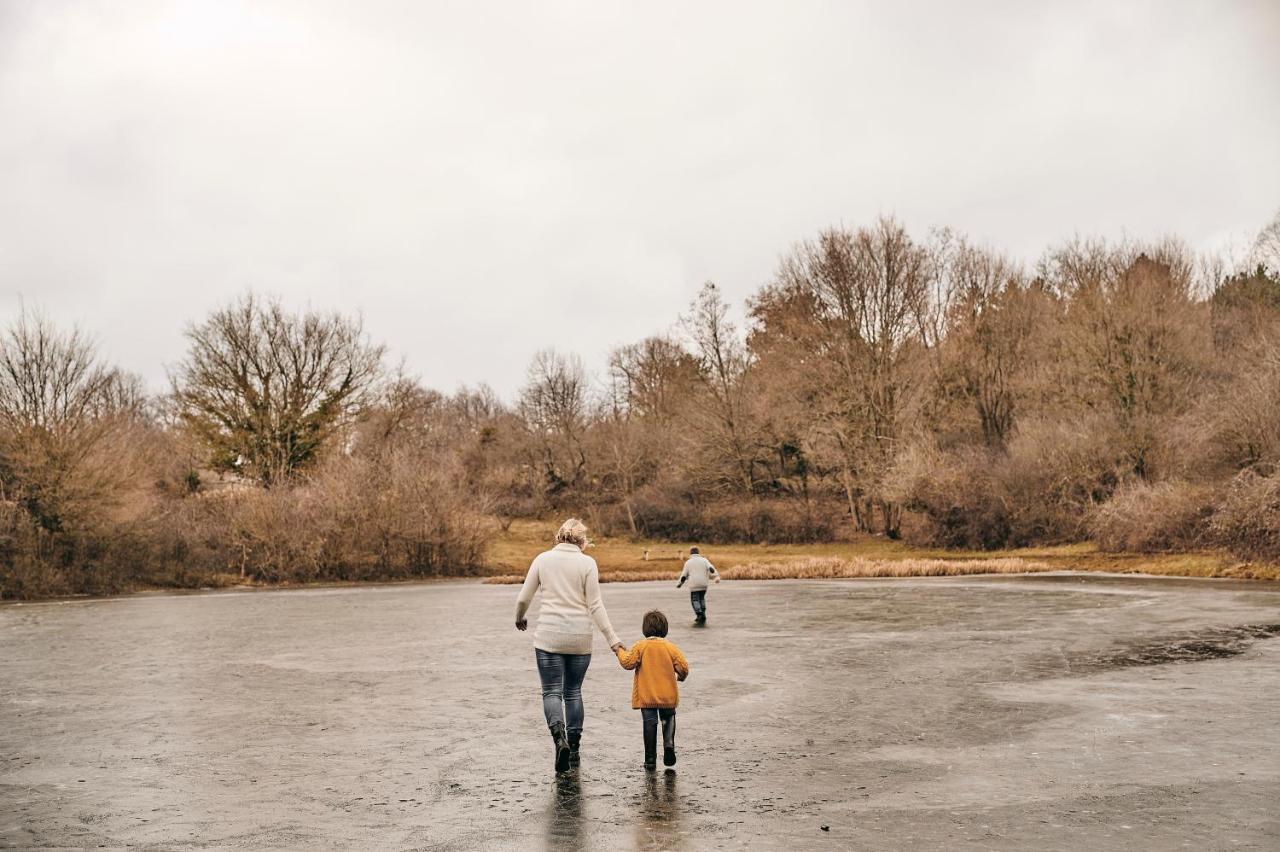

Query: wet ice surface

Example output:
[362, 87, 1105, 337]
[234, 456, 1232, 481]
[3, 574, 1280, 851]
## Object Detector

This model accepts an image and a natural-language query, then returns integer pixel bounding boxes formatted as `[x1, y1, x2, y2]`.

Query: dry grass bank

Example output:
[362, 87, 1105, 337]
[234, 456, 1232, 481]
[484, 556, 1054, 585]
[482, 520, 1280, 584]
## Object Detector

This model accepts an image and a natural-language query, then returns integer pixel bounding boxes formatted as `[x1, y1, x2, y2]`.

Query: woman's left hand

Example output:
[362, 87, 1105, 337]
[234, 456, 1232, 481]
[516, 618, 528, 631]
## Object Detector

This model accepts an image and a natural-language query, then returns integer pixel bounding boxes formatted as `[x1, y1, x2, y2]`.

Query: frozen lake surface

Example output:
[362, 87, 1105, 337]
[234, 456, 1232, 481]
[3, 574, 1279, 850]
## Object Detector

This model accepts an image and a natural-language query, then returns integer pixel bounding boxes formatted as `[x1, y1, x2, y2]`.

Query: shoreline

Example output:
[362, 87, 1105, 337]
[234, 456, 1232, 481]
[5, 566, 1278, 607]
[6, 520, 1277, 603]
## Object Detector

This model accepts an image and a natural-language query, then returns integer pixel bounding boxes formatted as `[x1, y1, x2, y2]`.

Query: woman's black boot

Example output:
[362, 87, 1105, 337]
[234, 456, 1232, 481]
[568, 732, 581, 767]
[550, 723, 571, 773]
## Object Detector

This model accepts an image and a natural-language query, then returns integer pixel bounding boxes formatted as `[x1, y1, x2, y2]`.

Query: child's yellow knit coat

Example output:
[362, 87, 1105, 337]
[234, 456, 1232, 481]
[616, 638, 689, 709]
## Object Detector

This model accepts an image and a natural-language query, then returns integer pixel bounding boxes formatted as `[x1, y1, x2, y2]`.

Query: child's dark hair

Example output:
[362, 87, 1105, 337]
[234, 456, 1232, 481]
[642, 609, 669, 638]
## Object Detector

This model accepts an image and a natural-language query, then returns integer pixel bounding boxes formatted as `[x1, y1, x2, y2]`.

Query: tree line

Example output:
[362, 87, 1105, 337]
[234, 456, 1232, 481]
[2, 212, 1278, 597]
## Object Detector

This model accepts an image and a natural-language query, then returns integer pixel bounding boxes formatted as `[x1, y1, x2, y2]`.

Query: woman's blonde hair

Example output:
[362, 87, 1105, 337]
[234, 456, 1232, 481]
[555, 518, 590, 549]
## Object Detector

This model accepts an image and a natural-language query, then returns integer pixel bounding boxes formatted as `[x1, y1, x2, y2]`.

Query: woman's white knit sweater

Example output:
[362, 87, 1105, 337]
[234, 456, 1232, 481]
[515, 543, 621, 654]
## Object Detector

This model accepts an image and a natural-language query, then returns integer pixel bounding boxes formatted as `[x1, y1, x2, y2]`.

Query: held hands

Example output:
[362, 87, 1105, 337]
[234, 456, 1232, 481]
[610, 642, 624, 653]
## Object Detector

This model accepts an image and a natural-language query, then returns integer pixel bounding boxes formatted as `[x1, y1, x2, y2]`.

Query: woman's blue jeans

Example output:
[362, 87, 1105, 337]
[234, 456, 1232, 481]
[535, 649, 592, 734]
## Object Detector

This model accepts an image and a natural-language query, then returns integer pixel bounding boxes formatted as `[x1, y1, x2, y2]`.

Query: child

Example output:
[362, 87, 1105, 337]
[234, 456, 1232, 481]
[677, 546, 720, 624]
[616, 610, 690, 770]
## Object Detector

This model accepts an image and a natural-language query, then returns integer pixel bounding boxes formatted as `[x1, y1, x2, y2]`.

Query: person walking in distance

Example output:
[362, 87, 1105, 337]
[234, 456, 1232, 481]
[676, 546, 719, 624]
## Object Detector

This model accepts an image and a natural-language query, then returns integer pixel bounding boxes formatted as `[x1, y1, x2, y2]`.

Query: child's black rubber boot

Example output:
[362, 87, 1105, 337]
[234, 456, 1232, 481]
[643, 719, 658, 771]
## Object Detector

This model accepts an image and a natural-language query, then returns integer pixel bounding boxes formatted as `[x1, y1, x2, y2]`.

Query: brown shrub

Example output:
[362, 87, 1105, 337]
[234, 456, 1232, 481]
[1, 443, 495, 599]
[0, 415, 180, 600]
[1204, 338, 1280, 472]
[310, 451, 493, 579]
[891, 418, 1124, 550]
[605, 488, 839, 544]
[153, 453, 494, 585]
[1210, 469, 1280, 562]
[0, 500, 155, 599]
[888, 443, 1011, 549]
[1087, 481, 1216, 552]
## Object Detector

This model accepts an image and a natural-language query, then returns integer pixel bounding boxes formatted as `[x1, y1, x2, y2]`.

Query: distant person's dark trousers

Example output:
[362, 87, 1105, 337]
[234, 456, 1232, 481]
[689, 590, 707, 621]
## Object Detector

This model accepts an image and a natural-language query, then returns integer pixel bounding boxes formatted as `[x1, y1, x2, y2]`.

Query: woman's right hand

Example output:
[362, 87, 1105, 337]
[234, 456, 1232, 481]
[610, 642, 624, 653]
[516, 618, 528, 631]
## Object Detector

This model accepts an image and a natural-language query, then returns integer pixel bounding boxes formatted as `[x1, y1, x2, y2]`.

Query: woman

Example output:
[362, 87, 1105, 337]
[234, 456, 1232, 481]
[515, 518, 623, 773]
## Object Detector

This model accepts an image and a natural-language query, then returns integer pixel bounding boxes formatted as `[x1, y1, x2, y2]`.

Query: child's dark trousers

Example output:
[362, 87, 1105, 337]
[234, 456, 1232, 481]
[641, 708, 676, 766]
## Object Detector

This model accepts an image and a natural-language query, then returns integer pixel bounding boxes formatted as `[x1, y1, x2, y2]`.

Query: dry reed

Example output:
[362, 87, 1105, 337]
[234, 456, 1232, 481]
[482, 555, 1052, 584]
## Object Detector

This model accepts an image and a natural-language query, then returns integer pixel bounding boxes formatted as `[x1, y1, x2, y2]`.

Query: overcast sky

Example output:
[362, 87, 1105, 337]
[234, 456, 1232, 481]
[1, 1, 1278, 398]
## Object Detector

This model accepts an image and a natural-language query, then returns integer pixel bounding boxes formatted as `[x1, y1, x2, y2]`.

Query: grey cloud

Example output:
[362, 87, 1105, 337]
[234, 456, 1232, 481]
[1, 0, 1277, 397]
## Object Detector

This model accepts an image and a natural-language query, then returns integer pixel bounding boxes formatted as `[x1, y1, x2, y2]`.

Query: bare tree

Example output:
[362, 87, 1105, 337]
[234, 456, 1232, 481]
[608, 336, 699, 422]
[0, 309, 142, 531]
[1251, 207, 1280, 274]
[937, 239, 1039, 448]
[1201, 264, 1280, 472]
[1208, 341, 1280, 471]
[598, 337, 702, 532]
[1042, 239, 1211, 480]
[680, 282, 761, 495]
[518, 349, 592, 501]
[769, 217, 935, 536]
[595, 373, 648, 534]
[170, 294, 385, 486]
[1209, 264, 1280, 353]
[0, 310, 116, 433]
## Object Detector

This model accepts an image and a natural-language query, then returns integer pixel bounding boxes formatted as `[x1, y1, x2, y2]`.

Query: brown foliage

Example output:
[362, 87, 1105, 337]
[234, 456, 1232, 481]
[10, 211, 1280, 598]
[1040, 241, 1213, 480]
[1210, 469, 1280, 563]
[598, 489, 840, 545]
[752, 218, 939, 536]
[517, 349, 592, 502]
[1087, 481, 1216, 553]
[934, 239, 1046, 449]
[0, 309, 149, 533]
[170, 294, 385, 486]
[155, 453, 492, 584]
[890, 417, 1125, 549]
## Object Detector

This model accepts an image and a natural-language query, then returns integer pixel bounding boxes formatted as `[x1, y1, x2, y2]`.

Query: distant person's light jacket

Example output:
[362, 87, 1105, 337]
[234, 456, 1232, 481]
[515, 543, 621, 655]
[679, 555, 718, 591]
